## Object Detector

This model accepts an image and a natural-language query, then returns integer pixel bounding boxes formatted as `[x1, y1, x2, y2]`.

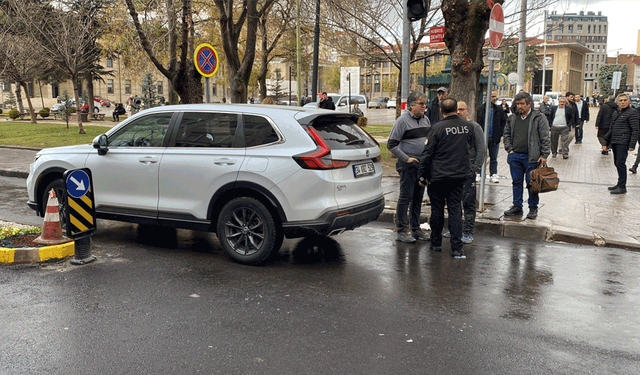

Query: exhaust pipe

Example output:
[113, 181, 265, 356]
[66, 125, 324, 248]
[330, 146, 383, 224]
[329, 228, 346, 236]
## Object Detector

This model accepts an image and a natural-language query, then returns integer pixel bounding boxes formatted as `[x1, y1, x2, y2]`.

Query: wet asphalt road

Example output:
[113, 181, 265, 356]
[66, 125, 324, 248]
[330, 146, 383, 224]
[2, 175, 640, 374]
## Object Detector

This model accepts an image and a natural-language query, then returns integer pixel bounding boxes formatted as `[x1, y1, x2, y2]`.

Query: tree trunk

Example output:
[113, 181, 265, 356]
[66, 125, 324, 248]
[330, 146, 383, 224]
[72, 76, 86, 134]
[173, 62, 203, 104]
[15, 87, 24, 113]
[85, 70, 94, 121]
[442, 0, 494, 121]
[20, 82, 37, 124]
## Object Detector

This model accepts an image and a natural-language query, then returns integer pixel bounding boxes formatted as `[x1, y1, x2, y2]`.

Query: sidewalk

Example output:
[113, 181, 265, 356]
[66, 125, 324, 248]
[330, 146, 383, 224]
[2, 109, 640, 251]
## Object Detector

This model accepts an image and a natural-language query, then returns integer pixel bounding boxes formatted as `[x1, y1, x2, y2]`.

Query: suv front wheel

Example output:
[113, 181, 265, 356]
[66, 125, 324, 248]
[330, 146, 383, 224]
[216, 197, 279, 265]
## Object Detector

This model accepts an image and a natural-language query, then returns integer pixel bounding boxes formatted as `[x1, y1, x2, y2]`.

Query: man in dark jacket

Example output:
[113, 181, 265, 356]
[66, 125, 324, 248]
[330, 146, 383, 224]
[319, 92, 335, 110]
[418, 97, 474, 258]
[477, 90, 507, 183]
[425, 87, 448, 126]
[604, 94, 639, 194]
[539, 95, 553, 126]
[595, 95, 617, 155]
[503, 92, 551, 220]
[565, 92, 579, 144]
[574, 94, 590, 144]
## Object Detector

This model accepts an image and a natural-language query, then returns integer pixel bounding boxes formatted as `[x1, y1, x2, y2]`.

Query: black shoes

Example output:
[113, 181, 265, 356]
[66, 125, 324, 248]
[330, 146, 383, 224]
[610, 187, 627, 194]
[601, 150, 609, 155]
[630, 167, 638, 174]
[430, 245, 442, 252]
[563, 155, 569, 159]
[504, 206, 523, 216]
[451, 249, 464, 258]
[526, 207, 538, 220]
[608, 185, 619, 191]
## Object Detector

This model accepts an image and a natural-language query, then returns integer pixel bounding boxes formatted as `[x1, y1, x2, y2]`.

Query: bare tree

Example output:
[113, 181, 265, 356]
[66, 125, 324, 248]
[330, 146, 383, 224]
[323, 0, 436, 117]
[0, 34, 49, 123]
[6, 0, 104, 133]
[257, 0, 295, 101]
[213, 0, 278, 103]
[124, 0, 203, 104]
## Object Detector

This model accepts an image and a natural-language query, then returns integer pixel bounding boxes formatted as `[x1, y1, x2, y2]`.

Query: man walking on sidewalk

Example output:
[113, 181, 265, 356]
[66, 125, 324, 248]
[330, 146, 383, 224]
[604, 94, 639, 194]
[549, 97, 576, 159]
[477, 91, 507, 183]
[575, 94, 589, 144]
[418, 98, 475, 258]
[443, 101, 486, 244]
[388, 91, 431, 243]
[595, 95, 617, 155]
[503, 92, 551, 220]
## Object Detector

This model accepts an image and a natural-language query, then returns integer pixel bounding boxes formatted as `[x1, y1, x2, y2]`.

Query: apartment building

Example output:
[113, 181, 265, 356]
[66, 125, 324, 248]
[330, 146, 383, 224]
[545, 10, 608, 92]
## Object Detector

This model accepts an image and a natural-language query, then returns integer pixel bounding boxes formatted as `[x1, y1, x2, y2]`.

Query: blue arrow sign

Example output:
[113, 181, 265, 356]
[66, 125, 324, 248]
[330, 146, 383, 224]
[66, 169, 90, 199]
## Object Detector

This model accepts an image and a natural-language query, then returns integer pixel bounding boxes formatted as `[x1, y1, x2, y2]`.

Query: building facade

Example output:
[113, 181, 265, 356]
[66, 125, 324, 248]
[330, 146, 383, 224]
[545, 10, 608, 92]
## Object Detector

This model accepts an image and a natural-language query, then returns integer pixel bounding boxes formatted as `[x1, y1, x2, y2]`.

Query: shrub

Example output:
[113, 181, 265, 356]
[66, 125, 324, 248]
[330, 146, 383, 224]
[357, 116, 368, 127]
[8, 109, 20, 119]
[39, 108, 50, 118]
[70, 107, 76, 114]
[0, 108, 3, 114]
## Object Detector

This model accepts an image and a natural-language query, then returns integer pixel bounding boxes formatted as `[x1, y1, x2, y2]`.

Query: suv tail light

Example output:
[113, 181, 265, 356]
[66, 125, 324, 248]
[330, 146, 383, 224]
[293, 126, 350, 170]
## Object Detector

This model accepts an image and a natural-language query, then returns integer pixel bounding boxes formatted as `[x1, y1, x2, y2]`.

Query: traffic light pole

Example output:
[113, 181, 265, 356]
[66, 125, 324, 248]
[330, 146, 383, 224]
[401, 1, 410, 109]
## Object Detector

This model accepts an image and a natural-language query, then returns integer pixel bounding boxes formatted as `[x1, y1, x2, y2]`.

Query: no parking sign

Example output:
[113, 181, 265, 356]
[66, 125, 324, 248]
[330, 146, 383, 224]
[194, 43, 219, 77]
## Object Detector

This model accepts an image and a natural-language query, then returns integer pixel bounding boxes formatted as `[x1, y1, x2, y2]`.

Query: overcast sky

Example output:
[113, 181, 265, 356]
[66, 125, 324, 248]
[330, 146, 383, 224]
[502, 0, 638, 57]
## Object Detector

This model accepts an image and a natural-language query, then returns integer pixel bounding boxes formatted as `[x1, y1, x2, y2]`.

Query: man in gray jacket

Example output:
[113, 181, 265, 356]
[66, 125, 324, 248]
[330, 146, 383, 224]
[503, 92, 551, 220]
[387, 91, 431, 243]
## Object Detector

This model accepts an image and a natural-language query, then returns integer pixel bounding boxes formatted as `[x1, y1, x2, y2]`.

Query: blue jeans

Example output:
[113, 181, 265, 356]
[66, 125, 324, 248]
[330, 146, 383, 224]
[507, 152, 539, 208]
[487, 140, 500, 176]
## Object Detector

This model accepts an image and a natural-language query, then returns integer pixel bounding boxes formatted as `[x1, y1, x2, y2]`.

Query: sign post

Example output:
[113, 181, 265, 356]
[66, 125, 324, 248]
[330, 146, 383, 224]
[194, 43, 220, 103]
[64, 168, 97, 265]
[479, 3, 504, 213]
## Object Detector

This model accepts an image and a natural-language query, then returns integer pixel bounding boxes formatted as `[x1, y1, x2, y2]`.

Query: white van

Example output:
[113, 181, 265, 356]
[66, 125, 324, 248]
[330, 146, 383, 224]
[545, 92, 561, 106]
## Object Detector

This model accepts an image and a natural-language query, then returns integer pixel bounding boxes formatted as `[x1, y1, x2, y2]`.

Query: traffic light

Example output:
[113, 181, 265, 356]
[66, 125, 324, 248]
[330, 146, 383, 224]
[407, 0, 428, 22]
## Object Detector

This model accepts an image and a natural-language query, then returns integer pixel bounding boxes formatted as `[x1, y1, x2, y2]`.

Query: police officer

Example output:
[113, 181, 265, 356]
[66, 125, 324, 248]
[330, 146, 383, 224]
[418, 97, 475, 258]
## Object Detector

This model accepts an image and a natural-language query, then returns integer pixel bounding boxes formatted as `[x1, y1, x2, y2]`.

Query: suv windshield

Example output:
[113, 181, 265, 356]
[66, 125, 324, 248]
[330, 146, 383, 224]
[311, 118, 377, 149]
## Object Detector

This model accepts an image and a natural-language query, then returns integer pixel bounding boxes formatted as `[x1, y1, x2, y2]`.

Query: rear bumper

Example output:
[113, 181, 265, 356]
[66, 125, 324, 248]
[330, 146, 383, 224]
[282, 196, 385, 238]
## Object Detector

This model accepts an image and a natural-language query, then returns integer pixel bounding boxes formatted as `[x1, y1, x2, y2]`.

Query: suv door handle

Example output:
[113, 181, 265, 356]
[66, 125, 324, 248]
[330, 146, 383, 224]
[213, 158, 236, 166]
[139, 156, 159, 165]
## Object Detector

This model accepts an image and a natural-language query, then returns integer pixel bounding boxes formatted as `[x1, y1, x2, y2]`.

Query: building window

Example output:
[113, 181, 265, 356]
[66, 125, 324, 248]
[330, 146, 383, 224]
[107, 79, 114, 94]
[556, 36, 562, 42]
[212, 85, 217, 96]
[568, 25, 573, 33]
[598, 25, 601, 33]
[559, 24, 564, 33]
[603, 25, 606, 33]
[596, 55, 599, 61]
[106, 58, 113, 68]
[577, 25, 582, 32]
[156, 81, 163, 95]
[125, 80, 131, 95]
[588, 25, 591, 33]
[567, 36, 573, 42]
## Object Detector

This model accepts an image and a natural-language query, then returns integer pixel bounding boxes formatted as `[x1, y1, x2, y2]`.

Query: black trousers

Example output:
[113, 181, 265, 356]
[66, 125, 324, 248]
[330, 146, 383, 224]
[395, 160, 425, 232]
[575, 120, 584, 142]
[462, 173, 476, 234]
[612, 144, 629, 189]
[428, 178, 465, 251]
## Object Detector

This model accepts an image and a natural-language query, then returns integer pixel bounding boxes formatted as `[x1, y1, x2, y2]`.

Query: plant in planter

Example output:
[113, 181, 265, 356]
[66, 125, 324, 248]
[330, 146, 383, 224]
[357, 117, 368, 127]
[8, 109, 20, 119]
[39, 108, 50, 118]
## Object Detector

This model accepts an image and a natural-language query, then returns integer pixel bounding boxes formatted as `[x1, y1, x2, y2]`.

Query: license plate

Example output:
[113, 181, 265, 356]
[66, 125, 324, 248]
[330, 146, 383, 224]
[353, 162, 375, 178]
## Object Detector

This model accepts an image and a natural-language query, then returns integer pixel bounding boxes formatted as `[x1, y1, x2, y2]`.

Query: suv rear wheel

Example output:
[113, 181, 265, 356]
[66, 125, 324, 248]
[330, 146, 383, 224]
[216, 197, 279, 265]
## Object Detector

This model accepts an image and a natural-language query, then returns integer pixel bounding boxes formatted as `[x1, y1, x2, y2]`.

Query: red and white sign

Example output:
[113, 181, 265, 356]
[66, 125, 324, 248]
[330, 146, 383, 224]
[430, 26, 444, 44]
[489, 4, 504, 49]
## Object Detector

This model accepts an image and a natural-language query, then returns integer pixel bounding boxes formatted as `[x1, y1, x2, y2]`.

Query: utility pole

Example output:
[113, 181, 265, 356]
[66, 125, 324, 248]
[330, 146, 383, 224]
[516, 0, 527, 92]
[541, 11, 547, 95]
[401, 2, 410, 109]
[296, 0, 301, 106]
[311, 0, 320, 101]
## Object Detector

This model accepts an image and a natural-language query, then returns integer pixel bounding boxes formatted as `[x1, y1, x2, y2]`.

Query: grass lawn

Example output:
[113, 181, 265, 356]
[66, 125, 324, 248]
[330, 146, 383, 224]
[0, 121, 108, 148]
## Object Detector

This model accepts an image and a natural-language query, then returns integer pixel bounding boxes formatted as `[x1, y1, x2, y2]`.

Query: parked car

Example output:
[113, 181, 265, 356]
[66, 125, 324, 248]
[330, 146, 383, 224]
[303, 94, 368, 117]
[94, 96, 112, 107]
[51, 99, 100, 113]
[387, 98, 396, 109]
[368, 97, 388, 109]
[26, 104, 384, 265]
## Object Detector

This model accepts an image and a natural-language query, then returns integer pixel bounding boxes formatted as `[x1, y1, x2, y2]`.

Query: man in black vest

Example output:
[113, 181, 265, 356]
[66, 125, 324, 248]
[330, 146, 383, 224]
[574, 94, 590, 144]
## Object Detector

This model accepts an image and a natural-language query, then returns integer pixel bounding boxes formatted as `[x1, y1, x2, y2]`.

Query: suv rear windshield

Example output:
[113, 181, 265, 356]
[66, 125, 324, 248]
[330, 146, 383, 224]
[311, 118, 377, 150]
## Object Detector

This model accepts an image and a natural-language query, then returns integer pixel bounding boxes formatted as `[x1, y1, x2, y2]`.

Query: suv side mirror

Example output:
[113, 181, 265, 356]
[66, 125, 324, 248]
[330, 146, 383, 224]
[93, 134, 109, 155]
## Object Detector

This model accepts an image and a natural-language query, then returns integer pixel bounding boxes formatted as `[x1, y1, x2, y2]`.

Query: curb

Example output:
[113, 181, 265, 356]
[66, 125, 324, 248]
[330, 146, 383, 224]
[0, 241, 74, 265]
[376, 208, 640, 252]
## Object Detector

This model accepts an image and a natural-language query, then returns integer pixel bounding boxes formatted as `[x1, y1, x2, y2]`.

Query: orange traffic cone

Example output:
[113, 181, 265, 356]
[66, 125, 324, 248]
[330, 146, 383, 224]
[34, 189, 69, 245]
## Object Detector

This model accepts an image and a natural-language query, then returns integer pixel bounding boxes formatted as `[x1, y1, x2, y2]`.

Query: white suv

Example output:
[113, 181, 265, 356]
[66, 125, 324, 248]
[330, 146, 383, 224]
[26, 104, 384, 264]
